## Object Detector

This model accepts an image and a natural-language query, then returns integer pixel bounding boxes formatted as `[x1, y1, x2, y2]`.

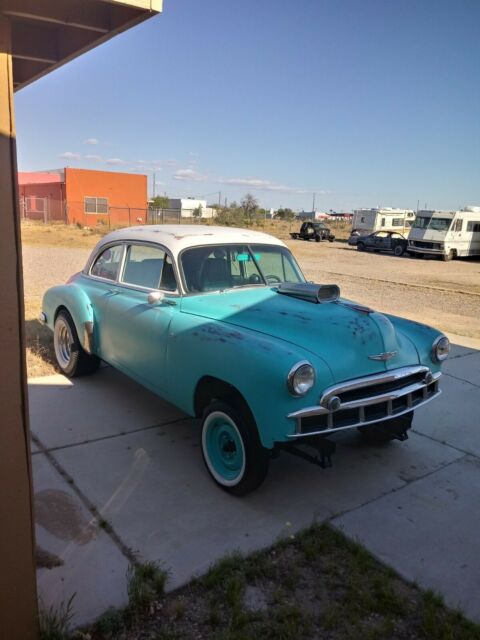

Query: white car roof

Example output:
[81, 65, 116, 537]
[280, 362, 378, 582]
[91, 225, 287, 260]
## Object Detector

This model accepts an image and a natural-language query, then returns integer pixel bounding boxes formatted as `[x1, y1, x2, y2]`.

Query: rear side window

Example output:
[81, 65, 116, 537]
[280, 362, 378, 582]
[90, 245, 124, 281]
[122, 244, 177, 291]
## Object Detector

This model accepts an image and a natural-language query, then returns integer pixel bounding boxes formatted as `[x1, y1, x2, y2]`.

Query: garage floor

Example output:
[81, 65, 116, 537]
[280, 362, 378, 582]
[30, 341, 480, 627]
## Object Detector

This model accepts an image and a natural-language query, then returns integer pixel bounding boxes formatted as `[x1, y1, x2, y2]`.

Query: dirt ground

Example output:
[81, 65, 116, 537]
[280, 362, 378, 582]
[22, 223, 480, 377]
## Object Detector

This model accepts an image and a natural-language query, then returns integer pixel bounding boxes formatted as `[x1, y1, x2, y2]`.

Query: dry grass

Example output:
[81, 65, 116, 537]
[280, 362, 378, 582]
[84, 523, 480, 640]
[21, 220, 106, 249]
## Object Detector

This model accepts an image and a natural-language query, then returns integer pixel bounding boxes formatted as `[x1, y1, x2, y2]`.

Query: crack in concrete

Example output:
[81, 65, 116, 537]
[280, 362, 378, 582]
[448, 350, 478, 360]
[30, 415, 194, 456]
[412, 428, 480, 460]
[443, 371, 480, 390]
[328, 453, 467, 524]
[31, 432, 138, 566]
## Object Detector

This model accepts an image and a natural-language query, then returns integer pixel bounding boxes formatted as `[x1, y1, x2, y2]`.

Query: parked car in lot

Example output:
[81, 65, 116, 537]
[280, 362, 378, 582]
[41, 226, 449, 495]
[290, 221, 335, 242]
[354, 231, 409, 256]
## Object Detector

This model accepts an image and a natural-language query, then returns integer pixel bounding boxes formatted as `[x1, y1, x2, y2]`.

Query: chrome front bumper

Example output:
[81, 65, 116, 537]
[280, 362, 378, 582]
[408, 245, 445, 255]
[287, 365, 441, 438]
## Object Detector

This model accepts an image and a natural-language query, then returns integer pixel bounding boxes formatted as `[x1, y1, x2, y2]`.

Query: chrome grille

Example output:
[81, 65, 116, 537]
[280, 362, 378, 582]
[287, 366, 441, 439]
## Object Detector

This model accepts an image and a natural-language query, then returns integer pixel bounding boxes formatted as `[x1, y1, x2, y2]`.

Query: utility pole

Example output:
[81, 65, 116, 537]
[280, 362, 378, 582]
[312, 192, 316, 213]
[153, 172, 156, 199]
[218, 191, 221, 206]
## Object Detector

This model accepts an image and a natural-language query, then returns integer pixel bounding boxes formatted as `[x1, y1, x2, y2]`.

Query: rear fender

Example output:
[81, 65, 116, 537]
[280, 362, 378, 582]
[42, 284, 95, 353]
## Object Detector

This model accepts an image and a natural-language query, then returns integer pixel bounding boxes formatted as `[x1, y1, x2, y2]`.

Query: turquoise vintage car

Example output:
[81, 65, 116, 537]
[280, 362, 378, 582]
[41, 225, 449, 495]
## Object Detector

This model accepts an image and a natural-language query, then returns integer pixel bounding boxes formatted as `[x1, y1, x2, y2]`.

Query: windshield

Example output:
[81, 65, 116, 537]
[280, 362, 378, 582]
[413, 216, 452, 231]
[181, 243, 305, 293]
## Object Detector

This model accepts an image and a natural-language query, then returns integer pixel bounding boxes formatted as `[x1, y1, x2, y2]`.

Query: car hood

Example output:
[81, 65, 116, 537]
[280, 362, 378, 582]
[180, 287, 420, 383]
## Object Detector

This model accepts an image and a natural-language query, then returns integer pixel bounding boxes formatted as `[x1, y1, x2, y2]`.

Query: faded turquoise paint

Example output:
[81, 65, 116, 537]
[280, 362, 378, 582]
[43, 282, 94, 349]
[42, 277, 445, 450]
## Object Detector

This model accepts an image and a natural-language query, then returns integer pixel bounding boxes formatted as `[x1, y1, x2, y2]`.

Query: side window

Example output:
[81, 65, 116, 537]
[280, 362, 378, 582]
[381, 217, 386, 227]
[454, 219, 463, 232]
[122, 244, 177, 290]
[90, 245, 123, 281]
[466, 221, 480, 233]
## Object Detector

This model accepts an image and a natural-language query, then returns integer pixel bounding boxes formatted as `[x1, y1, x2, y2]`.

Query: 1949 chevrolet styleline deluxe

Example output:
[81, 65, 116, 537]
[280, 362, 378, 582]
[41, 225, 449, 495]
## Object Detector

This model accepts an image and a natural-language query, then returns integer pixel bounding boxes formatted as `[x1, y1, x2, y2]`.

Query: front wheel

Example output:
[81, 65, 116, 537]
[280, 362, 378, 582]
[201, 401, 270, 495]
[357, 242, 365, 252]
[54, 310, 100, 377]
[441, 250, 454, 262]
[393, 244, 405, 256]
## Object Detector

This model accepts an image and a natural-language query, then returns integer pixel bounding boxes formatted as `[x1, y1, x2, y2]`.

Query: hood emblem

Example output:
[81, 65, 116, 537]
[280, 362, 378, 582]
[368, 351, 398, 361]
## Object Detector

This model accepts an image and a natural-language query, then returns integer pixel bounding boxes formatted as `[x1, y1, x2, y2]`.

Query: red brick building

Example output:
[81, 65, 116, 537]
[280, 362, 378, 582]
[18, 167, 148, 226]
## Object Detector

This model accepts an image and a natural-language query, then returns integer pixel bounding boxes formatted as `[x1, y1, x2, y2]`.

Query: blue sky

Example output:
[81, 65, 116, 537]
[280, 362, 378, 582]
[15, 0, 480, 211]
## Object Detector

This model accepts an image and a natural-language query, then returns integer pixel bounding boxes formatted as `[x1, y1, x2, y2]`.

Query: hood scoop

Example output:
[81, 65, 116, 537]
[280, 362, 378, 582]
[277, 282, 340, 304]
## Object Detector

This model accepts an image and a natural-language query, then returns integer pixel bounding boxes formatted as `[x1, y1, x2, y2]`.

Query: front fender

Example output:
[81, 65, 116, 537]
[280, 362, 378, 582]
[385, 314, 443, 373]
[42, 284, 95, 353]
[166, 314, 334, 449]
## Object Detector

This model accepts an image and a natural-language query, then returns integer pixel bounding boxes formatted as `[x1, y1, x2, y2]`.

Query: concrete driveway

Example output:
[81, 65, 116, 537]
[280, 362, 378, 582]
[30, 340, 480, 627]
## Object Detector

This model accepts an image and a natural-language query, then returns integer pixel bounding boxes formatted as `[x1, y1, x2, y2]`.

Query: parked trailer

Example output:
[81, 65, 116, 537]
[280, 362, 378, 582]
[348, 208, 415, 245]
[408, 207, 480, 261]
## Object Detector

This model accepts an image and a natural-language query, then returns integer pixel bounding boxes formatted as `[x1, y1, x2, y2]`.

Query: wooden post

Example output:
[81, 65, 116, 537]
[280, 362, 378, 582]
[0, 15, 38, 640]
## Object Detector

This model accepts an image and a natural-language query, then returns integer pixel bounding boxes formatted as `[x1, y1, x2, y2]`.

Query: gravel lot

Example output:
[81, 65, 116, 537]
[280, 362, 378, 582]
[22, 238, 480, 376]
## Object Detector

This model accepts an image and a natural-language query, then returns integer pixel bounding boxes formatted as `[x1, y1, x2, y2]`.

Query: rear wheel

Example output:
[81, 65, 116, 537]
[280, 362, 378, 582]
[357, 242, 365, 252]
[201, 401, 269, 495]
[393, 244, 405, 256]
[53, 310, 100, 378]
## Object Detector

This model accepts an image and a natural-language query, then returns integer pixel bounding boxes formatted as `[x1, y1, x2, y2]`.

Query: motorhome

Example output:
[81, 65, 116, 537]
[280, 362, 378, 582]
[408, 207, 480, 260]
[348, 208, 415, 244]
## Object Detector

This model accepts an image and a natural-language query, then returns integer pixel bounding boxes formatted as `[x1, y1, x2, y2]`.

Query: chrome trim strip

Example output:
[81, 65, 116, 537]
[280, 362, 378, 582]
[39, 312, 47, 324]
[368, 351, 398, 361]
[287, 390, 441, 439]
[319, 365, 431, 406]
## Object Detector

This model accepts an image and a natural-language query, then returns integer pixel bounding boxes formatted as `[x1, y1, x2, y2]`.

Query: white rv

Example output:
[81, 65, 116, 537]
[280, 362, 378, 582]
[408, 207, 480, 260]
[348, 208, 415, 245]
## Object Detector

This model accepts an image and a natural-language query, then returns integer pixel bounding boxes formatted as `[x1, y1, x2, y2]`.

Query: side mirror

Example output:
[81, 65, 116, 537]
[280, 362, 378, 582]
[147, 290, 164, 305]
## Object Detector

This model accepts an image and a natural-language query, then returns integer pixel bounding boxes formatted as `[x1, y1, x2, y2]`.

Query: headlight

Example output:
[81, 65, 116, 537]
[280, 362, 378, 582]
[287, 361, 315, 396]
[432, 335, 450, 362]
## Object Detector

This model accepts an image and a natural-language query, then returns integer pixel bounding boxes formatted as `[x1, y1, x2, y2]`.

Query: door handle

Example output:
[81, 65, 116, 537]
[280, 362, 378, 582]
[106, 289, 119, 297]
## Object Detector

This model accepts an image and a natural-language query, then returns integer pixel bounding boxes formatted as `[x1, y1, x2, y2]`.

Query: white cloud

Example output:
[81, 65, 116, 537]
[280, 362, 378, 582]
[59, 151, 81, 160]
[85, 154, 102, 162]
[217, 176, 312, 194]
[84, 138, 99, 145]
[173, 168, 208, 182]
[105, 158, 126, 166]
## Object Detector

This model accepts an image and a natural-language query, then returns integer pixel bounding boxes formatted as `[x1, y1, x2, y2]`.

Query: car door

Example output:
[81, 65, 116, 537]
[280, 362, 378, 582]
[102, 242, 179, 394]
[80, 243, 126, 360]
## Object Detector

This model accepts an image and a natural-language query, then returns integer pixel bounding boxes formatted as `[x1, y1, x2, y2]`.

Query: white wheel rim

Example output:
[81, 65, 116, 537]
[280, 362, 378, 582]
[54, 317, 73, 369]
[202, 411, 246, 487]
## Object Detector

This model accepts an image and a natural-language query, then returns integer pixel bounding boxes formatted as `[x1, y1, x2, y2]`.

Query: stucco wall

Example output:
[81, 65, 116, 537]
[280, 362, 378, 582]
[65, 168, 148, 226]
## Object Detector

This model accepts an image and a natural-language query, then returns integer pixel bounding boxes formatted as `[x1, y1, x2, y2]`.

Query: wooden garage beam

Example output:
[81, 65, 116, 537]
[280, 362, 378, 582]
[2, 0, 113, 34]
[0, 14, 38, 640]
